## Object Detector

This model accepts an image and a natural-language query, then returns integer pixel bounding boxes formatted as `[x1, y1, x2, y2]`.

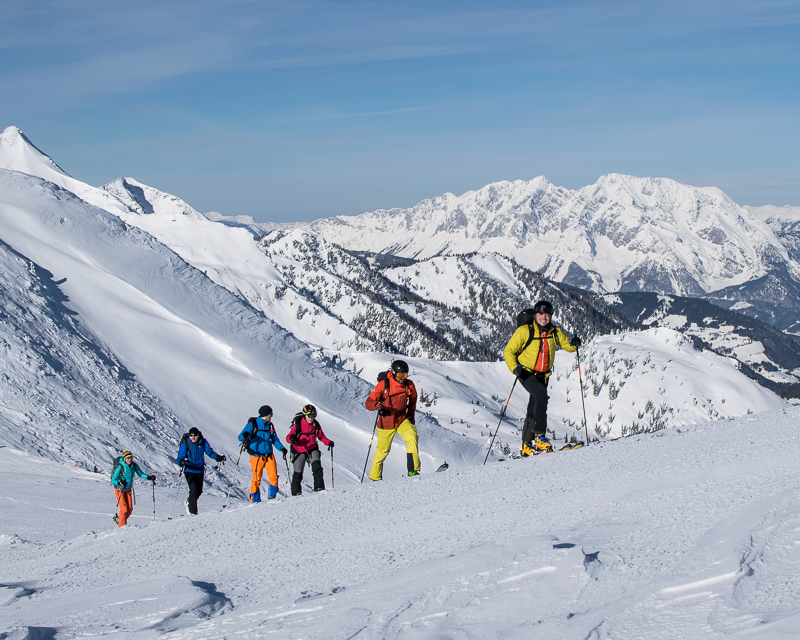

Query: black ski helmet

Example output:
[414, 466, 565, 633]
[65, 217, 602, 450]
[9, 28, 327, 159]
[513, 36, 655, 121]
[533, 300, 554, 315]
[258, 405, 273, 417]
[391, 360, 409, 375]
[302, 404, 317, 419]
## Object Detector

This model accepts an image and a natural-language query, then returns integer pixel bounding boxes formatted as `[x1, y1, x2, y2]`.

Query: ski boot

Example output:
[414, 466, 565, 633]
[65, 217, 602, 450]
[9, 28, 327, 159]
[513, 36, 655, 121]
[520, 442, 534, 457]
[408, 470, 420, 477]
[533, 435, 554, 454]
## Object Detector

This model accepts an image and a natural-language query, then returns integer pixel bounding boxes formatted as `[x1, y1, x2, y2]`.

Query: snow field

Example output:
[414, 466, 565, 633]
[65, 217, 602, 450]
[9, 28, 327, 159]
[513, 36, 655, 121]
[2, 408, 800, 638]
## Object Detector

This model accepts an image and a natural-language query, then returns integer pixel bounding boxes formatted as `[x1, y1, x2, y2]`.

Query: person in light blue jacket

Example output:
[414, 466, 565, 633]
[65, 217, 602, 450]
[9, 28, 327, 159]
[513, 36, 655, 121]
[176, 427, 226, 515]
[111, 450, 154, 527]
[238, 405, 288, 502]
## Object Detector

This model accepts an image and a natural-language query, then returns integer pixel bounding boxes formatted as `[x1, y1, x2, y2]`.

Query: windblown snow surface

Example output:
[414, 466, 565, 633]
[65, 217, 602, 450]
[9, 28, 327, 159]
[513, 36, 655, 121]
[2, 407, 800, 639]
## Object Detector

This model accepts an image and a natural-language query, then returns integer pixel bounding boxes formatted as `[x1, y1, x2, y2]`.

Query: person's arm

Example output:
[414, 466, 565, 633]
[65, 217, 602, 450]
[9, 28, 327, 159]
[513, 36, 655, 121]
[133, 462, 150, 480]
[273, 434, 288, 454]
[203, 439, 219, 459]
[365, 383, 384, 411]
[316, 423, 332, 447]
[503, 326, 528, 372]
[556, 326, 578, 353]
[175, 441, 188, 466]
[111, 464, 125, 488]
[406, 382, 418, 425]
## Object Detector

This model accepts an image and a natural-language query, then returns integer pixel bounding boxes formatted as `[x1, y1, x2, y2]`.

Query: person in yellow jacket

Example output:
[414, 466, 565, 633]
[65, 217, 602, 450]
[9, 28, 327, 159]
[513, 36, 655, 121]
[503, 300, 580, 456]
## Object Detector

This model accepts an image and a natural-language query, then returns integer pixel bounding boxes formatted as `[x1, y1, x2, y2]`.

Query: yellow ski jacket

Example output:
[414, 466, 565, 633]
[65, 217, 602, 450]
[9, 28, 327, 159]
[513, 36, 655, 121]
[503, 323, 576, 378]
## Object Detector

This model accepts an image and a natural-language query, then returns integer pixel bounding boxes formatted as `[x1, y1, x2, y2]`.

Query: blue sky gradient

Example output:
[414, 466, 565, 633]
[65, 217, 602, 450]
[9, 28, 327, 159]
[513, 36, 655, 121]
[2, 0, 799, 221]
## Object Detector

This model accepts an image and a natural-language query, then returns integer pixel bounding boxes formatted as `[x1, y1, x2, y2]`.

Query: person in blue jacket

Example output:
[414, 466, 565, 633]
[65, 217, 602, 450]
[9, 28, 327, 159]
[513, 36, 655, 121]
[238, 405, 288, 502]
[176, 427, 226, 515]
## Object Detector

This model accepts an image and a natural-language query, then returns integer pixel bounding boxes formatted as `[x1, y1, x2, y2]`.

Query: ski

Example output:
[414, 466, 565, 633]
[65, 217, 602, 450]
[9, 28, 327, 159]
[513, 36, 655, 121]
[436, 462, 449, 472]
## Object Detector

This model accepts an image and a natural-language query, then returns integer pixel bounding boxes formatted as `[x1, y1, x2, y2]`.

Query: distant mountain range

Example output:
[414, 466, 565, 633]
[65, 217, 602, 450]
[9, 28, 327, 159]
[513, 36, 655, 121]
[310, 175, 800, 335]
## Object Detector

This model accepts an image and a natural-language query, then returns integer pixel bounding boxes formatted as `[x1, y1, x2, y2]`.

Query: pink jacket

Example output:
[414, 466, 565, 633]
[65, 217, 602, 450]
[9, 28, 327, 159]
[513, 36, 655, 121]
[287, 415, 332, 454]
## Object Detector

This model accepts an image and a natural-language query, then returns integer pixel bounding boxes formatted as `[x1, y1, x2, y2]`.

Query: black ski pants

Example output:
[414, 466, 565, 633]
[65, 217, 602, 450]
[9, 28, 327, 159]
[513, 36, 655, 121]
[184, 471, 204, 515]
[291, 448, 324, 495]
[520, 372, 549, 444]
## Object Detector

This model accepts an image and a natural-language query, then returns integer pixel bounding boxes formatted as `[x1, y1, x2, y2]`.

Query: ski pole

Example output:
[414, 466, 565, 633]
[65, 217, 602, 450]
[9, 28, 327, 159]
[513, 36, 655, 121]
[168, 468, 183, 519]
[284, 452, 291, 498]
[360, 413, 380, 483]
[330, 447, 335, 489]
[152, 479, 156, 521]
[576, 348, 589, 444]
[224, 447, 243, 509]
[483, 378, 517, 465]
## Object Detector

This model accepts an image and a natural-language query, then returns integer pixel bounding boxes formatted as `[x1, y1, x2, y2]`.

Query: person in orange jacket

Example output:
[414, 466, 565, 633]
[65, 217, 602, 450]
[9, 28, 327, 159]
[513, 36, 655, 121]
[365, 360, 420, 480]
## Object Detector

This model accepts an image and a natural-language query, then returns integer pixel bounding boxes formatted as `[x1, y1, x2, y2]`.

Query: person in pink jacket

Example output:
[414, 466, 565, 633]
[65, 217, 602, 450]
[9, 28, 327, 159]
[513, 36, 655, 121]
[286, 404, 333, 495]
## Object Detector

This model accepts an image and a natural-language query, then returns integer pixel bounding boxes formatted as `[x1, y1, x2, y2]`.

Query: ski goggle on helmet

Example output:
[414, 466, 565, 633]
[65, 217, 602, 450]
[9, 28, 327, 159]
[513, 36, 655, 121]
[391, 360, 409, 379]
[302, 404, 317, 419]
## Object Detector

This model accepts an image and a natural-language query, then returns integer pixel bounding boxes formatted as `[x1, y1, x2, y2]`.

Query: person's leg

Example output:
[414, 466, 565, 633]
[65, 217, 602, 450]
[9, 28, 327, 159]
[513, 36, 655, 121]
[530, 375, 549, 437]
[116, 489, 133, 526]
[291, 452, 307, 496]
[396, 420, 420, 474]
[368, 428, 396, 481]
[186, 472, 203, 514]
[310, 448, 325, 491]
[250, 455, 265, 501]
[263, 455, 279, 499]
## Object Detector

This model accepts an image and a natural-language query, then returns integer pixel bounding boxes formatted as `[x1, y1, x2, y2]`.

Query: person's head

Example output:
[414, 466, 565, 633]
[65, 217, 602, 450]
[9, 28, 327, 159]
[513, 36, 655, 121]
[391, 360, 410, 382]
[258, 405, 273, 420]
[532, 300, 553, 327]
[121, 450, 133, 464]
[188, 427, 202, 442]
[301, 404, 317, 420]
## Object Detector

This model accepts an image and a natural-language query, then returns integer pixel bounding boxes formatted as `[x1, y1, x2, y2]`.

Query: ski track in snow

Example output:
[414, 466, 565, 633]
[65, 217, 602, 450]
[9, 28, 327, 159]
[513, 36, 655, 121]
[2, 409, 800, 639]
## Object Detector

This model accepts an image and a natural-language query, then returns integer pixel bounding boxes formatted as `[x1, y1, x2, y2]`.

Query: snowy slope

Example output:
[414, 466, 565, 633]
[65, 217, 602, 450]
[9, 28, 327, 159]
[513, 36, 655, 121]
[0, 169, 482, 483]
[0, 238, 186, 473]
[2, 406, 800, 638]
[0, 127, 130, 217]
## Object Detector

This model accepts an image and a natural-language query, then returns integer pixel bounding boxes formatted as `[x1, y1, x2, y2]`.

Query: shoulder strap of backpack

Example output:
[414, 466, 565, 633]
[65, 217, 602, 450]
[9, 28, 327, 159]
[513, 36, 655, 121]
[248, 417, 259, 439]
[516, 324, 538, 366]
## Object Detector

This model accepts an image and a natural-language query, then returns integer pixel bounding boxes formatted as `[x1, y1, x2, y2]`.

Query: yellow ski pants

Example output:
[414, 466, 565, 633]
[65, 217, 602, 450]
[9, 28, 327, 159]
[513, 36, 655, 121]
[369, 419, 420, 481]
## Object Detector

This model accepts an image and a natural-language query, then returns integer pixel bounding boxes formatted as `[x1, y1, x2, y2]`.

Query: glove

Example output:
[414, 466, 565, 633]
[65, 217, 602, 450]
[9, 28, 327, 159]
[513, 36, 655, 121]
[217, 455, 227, 463]
[179, 458, 188, 468]
[328, 441, 334, 450]
[513, 365, 524, 378]
[242, 435, 250, 446]
[287, 433, 296, 444]
[282, 450, 288, 460]
[570, 336, 582, 348]
[375, 401, 383, 411]
[147, 475, 156, 482]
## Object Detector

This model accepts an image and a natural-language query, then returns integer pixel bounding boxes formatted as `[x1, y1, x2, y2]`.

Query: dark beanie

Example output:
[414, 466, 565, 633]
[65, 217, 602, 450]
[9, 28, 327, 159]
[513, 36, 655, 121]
[258, 405, 273, 417]
[188, 427, 201, 437]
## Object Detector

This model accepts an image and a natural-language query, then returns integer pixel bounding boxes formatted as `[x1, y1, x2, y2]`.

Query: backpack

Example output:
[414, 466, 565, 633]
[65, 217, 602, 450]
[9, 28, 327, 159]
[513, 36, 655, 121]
[111, 456, 128, 488]
[292, 413, 319, 440]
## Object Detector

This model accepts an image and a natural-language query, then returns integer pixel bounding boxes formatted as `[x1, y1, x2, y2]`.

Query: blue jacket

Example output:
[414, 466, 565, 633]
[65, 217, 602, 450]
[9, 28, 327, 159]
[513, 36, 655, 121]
[111, 460, 150, 491]
[176, 436, 221, 473]
[238, 417, 287, 457]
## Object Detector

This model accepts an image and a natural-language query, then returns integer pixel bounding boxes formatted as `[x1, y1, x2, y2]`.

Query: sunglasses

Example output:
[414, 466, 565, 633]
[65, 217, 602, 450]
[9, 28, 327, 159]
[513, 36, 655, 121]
[395, 372, 408, 379]
[124, 456, 133, 461]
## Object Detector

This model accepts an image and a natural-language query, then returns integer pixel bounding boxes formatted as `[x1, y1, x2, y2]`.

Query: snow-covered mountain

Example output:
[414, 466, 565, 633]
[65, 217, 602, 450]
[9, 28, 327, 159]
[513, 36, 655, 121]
[310, 174, 800, 333]
[0, 124, 787, 462]
[605, 292, 800, 397]
[0, 165, 481, 485]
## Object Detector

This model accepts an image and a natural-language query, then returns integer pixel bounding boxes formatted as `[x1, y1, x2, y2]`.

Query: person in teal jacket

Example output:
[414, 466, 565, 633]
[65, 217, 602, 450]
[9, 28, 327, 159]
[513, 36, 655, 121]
[111, 450, 155, 527]
[238, 405, 288, 502]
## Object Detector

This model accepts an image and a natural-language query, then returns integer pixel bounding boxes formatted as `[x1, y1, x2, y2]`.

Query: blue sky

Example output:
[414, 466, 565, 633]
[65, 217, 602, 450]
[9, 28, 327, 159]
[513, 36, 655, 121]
[2, 0, 799, 221]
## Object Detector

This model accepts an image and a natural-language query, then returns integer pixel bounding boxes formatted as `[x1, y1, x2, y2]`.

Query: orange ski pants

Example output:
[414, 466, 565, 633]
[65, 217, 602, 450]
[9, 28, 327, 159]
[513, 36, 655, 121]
[115, 489, 133, 527]
[250, 454, 279, 495]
